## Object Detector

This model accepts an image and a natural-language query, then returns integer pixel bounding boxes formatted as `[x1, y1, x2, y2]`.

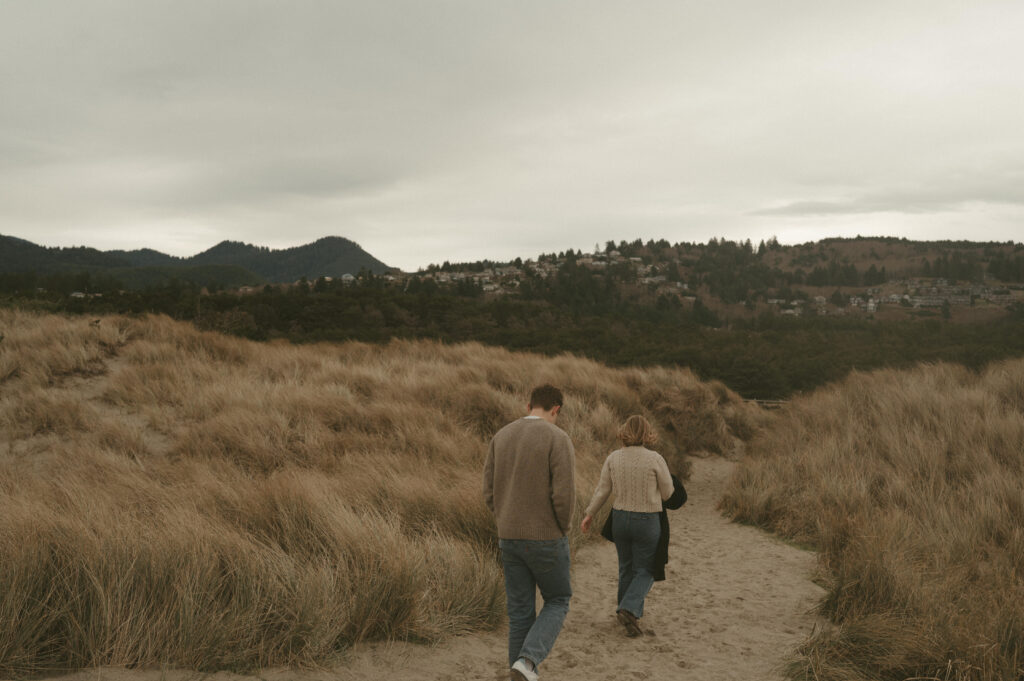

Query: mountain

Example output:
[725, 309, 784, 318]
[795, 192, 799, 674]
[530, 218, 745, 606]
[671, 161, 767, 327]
[0, 234, 392, 287]
[189, 236, 390, 281]
[0, 235, 132, 274]
[106, 248, 182, 268]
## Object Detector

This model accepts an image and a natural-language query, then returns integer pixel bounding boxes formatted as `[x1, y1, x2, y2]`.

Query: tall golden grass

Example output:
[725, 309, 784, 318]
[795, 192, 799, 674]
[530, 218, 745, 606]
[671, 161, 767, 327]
[0, 310, 764, 676]
[720, 361, 1024, 681]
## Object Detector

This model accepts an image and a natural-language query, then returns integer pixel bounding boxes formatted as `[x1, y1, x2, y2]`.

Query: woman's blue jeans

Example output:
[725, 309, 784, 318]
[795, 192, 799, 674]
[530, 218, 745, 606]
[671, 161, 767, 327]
[612, 509, 660, 618]
[499, 536, 572, 668]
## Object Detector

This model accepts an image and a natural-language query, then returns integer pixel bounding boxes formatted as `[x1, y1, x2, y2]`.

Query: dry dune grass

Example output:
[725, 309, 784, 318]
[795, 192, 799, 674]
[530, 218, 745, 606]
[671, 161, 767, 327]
[720, 361, 1024, 681]
[0, 310, 763, 677]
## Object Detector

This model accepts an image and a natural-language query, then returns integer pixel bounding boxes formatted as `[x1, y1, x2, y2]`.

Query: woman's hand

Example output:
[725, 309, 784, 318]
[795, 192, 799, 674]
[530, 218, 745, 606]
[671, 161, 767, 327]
[580, 514, 593, 533]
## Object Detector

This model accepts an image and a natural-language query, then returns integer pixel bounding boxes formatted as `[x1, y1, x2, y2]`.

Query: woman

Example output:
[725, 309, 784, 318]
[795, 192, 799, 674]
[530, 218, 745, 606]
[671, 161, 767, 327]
[581, 414, 674, 637]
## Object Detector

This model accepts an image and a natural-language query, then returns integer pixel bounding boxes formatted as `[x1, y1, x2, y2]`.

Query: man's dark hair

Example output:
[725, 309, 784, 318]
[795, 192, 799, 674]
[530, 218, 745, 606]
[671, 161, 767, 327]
[529, 384, 564, 411]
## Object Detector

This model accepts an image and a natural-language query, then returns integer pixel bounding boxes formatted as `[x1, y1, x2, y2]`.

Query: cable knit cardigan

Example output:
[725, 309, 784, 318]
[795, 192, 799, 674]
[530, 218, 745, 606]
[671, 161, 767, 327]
[584, 445, 673, 517]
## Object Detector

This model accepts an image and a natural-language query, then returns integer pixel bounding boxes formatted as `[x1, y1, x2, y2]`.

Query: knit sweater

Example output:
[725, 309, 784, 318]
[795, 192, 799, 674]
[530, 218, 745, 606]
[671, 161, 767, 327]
[483, 416, 576, 540]
[584, 446, 673, 517]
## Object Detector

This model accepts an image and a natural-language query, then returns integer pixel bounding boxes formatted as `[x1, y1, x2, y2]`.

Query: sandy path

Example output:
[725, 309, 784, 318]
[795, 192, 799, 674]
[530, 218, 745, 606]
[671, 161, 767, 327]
[326, 457, 824, 681]
[50, 457, 822, 681]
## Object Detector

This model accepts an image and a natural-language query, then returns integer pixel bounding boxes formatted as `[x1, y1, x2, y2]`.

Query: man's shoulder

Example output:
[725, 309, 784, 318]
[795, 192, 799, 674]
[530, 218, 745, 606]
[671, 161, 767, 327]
[531, 418, 571, 442]
[493, 417, 525, 439]
[493, 418, 570, 443]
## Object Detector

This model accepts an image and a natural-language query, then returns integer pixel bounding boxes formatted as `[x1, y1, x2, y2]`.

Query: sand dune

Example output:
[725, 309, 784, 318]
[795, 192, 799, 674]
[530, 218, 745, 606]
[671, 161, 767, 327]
[48, 457, 822, 681]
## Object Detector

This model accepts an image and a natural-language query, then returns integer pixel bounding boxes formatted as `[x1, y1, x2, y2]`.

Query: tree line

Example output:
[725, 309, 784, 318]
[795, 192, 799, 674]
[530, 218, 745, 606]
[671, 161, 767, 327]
[6, 265, 1024, 400]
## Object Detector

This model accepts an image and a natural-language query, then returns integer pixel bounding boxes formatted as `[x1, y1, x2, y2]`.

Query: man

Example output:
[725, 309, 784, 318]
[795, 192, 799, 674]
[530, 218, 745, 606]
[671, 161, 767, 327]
[483, 384, 575, 681]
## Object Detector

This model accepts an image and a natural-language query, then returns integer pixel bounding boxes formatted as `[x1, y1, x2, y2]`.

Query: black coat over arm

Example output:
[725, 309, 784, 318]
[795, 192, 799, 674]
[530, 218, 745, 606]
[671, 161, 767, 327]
[600, 473, 687, 582]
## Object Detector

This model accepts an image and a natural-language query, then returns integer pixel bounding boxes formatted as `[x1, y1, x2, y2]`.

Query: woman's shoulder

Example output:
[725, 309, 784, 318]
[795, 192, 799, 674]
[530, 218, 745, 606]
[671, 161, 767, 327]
[609, 446, 664, 461]
[638, 447, 668, 464]
[605, 447, 635, 464]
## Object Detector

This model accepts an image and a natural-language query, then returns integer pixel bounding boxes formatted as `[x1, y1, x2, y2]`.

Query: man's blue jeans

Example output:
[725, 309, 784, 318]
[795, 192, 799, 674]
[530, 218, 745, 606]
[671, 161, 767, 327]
[499, 536, 572, 668]
[612, 509, 660, 618]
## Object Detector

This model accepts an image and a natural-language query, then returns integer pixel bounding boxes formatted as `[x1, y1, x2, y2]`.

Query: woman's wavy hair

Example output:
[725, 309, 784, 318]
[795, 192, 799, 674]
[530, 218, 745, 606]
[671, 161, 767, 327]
[617, 414, 658, 448]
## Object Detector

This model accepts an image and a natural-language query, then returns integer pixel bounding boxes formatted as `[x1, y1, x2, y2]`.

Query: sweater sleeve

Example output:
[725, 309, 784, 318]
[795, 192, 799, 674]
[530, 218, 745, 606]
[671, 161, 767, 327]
[549, 433, 575, 534]
[482, 438, 496, 514]
[584, 455, 613, 518]
[655, 453, 674, 501]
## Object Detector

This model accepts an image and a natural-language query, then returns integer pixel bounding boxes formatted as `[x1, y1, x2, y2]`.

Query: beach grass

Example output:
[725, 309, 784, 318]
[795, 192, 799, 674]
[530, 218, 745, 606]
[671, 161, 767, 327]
[0, 310, 764, 676]
[720, 360, 1024, 681]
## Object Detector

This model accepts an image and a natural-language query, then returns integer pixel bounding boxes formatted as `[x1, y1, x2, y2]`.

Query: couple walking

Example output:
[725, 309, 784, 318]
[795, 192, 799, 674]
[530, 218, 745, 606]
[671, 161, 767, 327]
[482, 384, 686, 681]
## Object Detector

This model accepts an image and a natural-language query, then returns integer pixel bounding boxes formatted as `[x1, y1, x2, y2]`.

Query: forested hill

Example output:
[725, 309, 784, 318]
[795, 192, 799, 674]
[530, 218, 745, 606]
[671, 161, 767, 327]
[0, 234, 391, 286]
[5, 234, 1024, 398]
[188, 237, 390, 281]
[0, 235, 131, 272]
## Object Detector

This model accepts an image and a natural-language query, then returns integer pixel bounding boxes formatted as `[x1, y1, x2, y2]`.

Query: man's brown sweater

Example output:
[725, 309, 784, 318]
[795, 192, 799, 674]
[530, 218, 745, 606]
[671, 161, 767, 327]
[483, 416, 575, 540]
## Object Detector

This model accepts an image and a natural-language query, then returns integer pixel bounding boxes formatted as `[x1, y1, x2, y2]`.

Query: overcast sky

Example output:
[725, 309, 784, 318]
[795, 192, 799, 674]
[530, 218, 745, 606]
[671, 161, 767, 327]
[2, 1, 1022, 271]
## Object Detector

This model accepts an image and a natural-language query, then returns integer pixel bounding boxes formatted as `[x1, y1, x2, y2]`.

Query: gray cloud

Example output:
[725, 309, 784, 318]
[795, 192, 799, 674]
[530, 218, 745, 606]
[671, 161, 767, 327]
[755, 166, 1024, 216]
[2, 1, 1024, 268]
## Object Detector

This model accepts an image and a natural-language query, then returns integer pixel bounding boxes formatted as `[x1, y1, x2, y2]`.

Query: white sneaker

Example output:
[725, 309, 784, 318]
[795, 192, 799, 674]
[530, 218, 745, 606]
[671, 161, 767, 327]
[510, 657, 539, 681]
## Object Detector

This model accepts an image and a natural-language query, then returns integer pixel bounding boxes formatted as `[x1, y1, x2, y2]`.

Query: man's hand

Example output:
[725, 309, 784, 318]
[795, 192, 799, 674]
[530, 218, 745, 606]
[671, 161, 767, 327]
[580, 514, 593, 533]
